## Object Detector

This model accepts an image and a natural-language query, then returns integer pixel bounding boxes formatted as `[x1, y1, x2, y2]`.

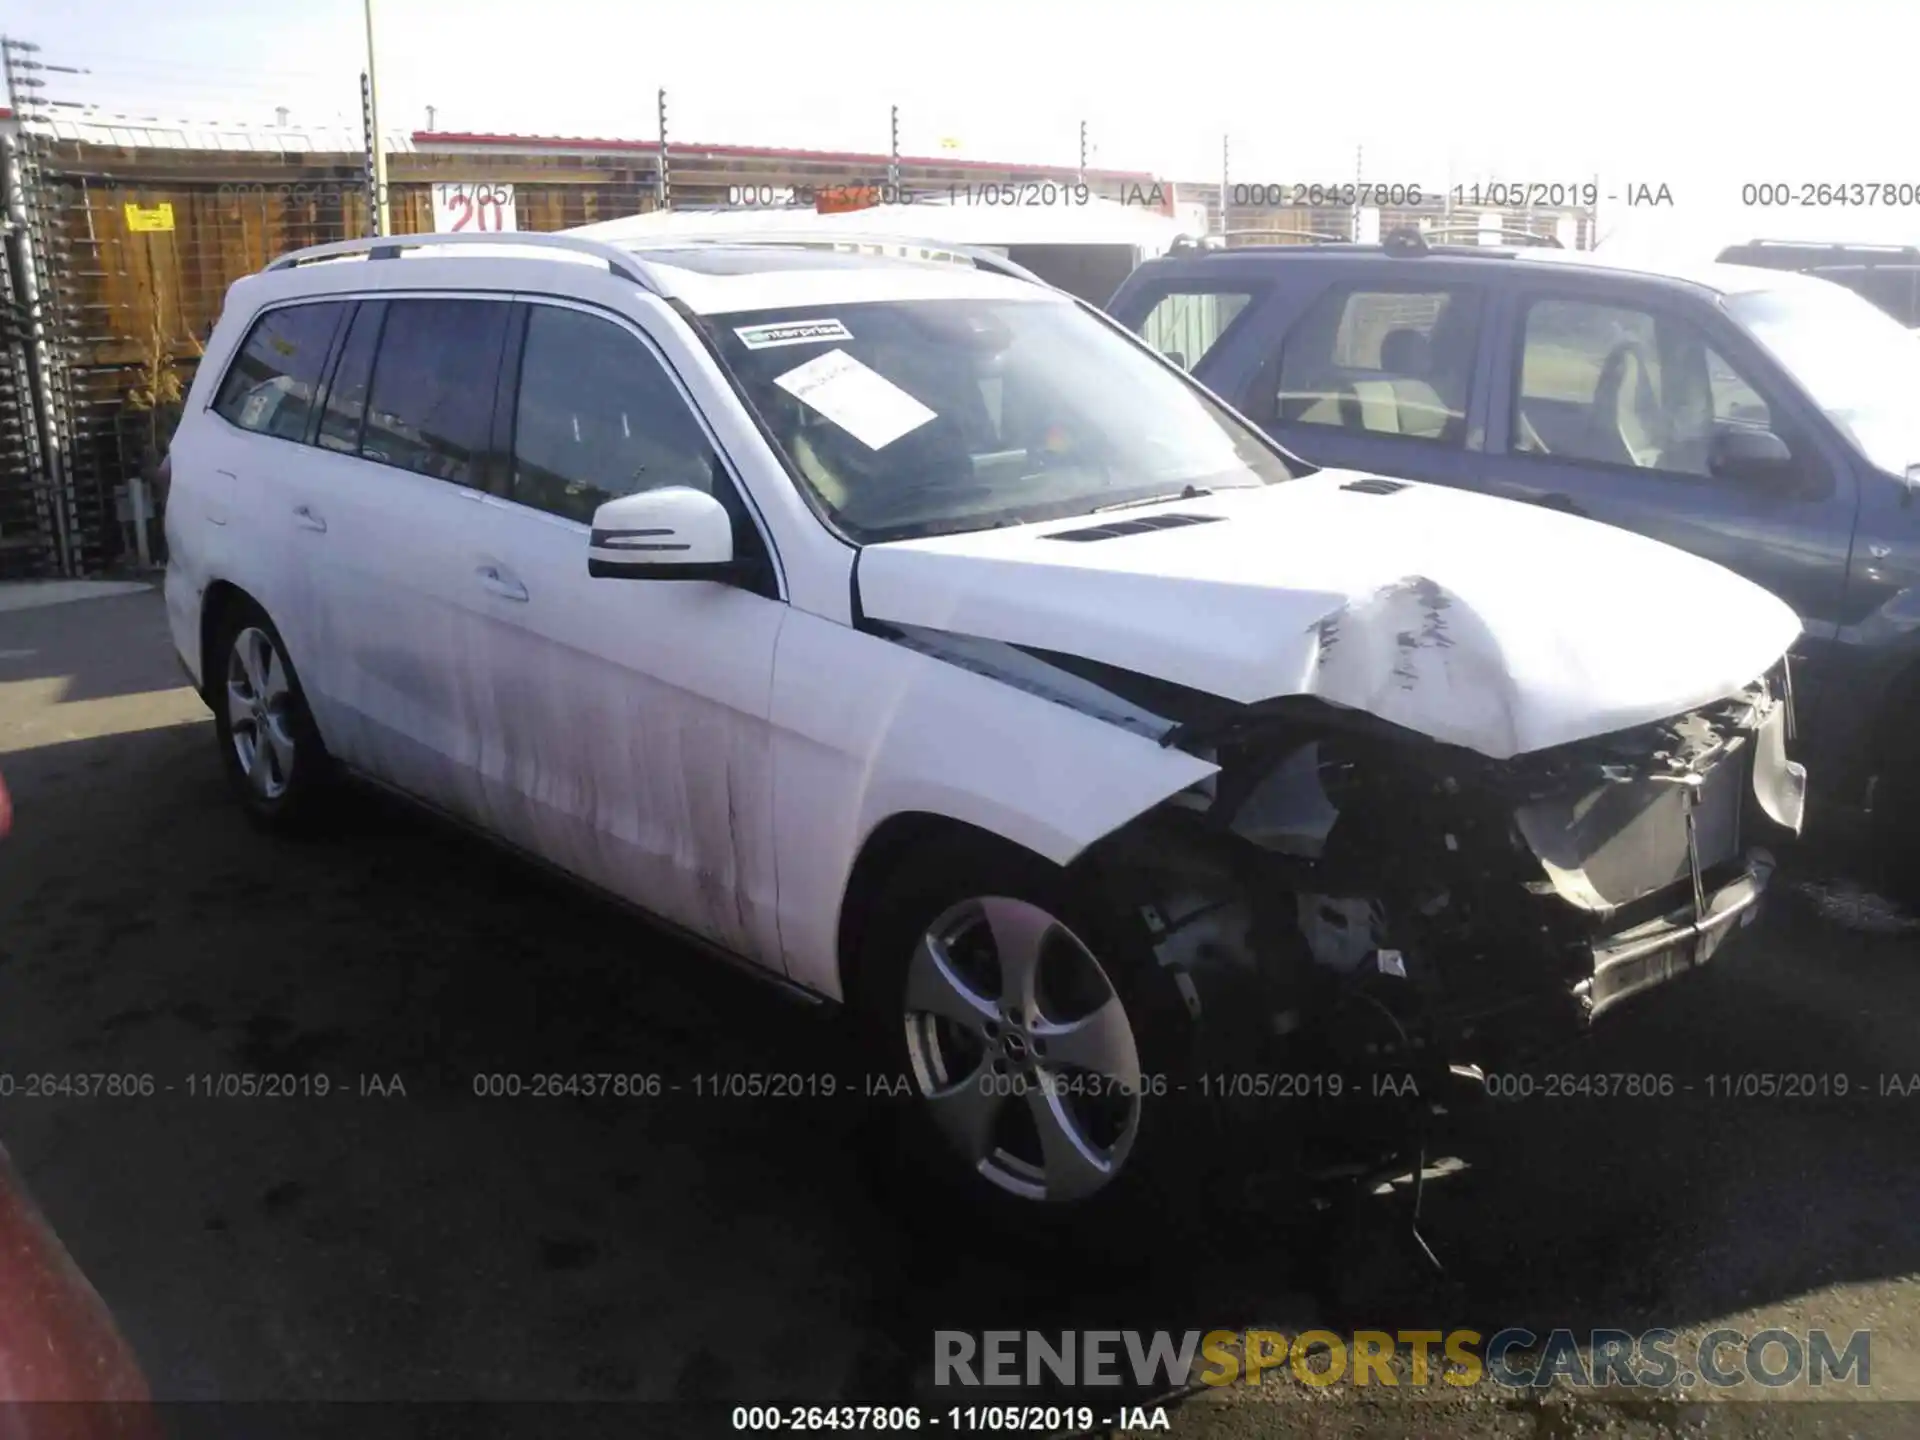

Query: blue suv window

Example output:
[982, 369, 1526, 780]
[1514, 298, 1775, 476]
[1135, 289, 1254, 372]
[1270, 284, 1481, 445]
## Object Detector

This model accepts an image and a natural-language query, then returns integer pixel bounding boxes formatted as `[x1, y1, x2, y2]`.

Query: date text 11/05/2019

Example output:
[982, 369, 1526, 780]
[726, 183, 1099, 209]
[0, 1072, 408, 1099]
[9, 1070, 1916, 1104]
[731, 1405, 1170, 1432]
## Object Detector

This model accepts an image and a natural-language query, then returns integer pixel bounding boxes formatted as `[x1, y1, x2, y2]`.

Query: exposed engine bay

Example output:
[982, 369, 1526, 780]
[1087, 663, 1804, 1182]
[1111, 665, 1799, 1026]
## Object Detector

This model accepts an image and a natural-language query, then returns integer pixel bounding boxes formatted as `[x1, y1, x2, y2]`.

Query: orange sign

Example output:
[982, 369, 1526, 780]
[817, 186, 883, 214]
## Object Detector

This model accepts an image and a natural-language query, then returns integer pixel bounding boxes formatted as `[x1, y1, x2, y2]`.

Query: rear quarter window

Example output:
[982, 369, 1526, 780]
[211, 301, 348, 441]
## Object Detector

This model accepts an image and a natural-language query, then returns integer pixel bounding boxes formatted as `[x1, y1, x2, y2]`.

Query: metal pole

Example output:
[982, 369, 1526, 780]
[888, 105, 900, 192]
[1220, 135, 1230, 242]
[1078, 120, 1087, 184]
[363, 0, 390, 235]
[657, 88, 670, 211]
[359, 72, 379, 238]
[1353, 143, 1363, 241]
[2, 39, 76, 576]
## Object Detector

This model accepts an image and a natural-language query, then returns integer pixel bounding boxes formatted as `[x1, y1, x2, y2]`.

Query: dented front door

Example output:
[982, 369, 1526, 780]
[453, 301, 786, 968]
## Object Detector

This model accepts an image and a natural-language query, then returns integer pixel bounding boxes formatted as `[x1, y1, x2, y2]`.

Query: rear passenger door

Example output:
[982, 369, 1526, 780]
[286, 293, 513, 820]
[1239, 279, 1492, 484]
[201, 298, 350, 679]
[456, 298, 787, 967]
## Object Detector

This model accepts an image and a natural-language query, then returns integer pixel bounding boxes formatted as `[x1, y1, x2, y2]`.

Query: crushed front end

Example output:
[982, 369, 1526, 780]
[1084, 665, 1806, 1164]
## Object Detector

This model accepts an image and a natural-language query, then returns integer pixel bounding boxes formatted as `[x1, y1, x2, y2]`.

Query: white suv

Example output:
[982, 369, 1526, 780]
[166, 230, 1806, 1214]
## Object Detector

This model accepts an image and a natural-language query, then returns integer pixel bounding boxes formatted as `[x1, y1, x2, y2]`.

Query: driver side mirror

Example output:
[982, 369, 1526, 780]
[1709, 428, 1796, 487]
[587, 487, 743, 582]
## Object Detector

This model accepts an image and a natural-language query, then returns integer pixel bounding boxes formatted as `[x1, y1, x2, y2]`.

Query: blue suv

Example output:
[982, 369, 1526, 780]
[1108, 231, 1920, 882]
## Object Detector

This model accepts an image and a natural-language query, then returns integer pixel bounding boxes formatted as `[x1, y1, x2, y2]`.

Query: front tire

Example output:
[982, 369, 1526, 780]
[852, 836, 1202, 1227]
[210, 602, 331, 831]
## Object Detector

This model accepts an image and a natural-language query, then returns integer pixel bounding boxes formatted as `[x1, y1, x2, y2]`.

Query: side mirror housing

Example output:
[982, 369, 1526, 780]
[587, 487, 741, 582]
[1710, 428, 1796, 486]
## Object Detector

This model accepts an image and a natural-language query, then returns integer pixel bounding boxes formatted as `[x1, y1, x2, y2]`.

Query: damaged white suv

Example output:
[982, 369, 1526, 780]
[166, 230, 1806, 1213]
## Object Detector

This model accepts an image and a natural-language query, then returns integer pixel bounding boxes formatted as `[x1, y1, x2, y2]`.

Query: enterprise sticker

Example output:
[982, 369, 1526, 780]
[734, 318, 854, 350]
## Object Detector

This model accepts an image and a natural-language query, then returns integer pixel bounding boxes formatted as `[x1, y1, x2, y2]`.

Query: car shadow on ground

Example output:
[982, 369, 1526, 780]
[0, 717, 1915, 1404]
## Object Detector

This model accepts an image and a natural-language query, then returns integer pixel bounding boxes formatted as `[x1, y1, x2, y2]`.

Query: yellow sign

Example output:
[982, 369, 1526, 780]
[124, 203, 175, 233]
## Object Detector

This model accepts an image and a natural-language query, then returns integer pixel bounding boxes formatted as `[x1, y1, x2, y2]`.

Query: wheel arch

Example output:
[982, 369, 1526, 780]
[197, 579, 260, 704]
[834, 810, 1070, 1006]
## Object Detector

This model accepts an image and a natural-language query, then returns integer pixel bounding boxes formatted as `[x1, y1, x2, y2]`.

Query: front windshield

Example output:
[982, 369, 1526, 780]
[1725, 281, 1920, 474]
[704, 296, 1298, 542]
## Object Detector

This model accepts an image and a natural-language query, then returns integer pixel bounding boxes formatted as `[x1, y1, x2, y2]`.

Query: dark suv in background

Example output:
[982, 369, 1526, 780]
[1108, 233, 1920, 885]
[1716, 239, 1920, 330]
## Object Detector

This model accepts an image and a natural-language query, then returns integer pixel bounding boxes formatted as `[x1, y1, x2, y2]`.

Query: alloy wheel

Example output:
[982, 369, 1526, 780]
[902, 895, 1142, 1202]
[225, 626, 296, 801]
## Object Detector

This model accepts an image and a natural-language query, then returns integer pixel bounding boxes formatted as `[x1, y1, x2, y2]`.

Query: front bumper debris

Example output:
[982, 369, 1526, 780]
[1516, 673, 1803, 1027]
[1579, 846, 1773, 1021]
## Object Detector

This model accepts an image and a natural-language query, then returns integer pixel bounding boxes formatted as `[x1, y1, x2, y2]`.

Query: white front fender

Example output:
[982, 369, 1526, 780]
[769, 610, 1218, 998]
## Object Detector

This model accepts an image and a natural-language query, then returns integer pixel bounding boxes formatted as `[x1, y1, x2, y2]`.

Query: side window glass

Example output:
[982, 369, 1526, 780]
[211, 302, 346, 441]
[1707, 349, 1771, 427]
[360, 298, 509, 485]
[510, 306, 721, 524]
[317, 301, 385, 454]
[1136, 290, 1253, 371]
[1274, 286, 1479, 443]
[1514, 300, 1775, 477]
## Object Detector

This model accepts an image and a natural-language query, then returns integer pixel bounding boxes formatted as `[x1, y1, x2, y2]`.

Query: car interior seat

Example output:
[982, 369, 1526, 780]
[1585, 340, 1666, 467]
[1283, 378, 1365, 430]
[1376, 328, 1452, 439]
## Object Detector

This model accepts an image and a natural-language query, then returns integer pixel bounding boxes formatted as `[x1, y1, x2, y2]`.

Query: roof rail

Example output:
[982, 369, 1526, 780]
[1414, 223, 1563, 249]
[613, 230, 1055, 288]
[1219, 226, 1350, 245]
[1727, 238, 1920, 262]
[1738, 238, 1920, 253]
[1164, 233, 1221, 255]
[264, 231, 659, 289]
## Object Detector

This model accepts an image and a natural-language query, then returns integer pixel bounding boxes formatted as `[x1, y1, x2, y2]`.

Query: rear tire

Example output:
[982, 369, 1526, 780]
[209, 600, 332, 832]
[849, 833, 1211, 1235]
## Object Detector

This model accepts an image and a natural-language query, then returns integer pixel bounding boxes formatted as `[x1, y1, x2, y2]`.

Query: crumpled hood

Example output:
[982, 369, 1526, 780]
[856, 472, 1802, 759]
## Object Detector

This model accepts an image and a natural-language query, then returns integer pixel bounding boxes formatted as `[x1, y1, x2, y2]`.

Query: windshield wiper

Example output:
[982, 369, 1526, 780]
[1091, 484, 1213, 514]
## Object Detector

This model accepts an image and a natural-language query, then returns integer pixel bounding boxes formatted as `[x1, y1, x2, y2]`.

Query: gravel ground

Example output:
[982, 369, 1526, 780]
[1, 586, 1915, 1438]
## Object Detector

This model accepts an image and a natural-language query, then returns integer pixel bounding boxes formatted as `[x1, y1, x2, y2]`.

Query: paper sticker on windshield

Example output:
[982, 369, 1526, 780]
[773, 348, 936, 450]
[735, 318, 854, 350]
